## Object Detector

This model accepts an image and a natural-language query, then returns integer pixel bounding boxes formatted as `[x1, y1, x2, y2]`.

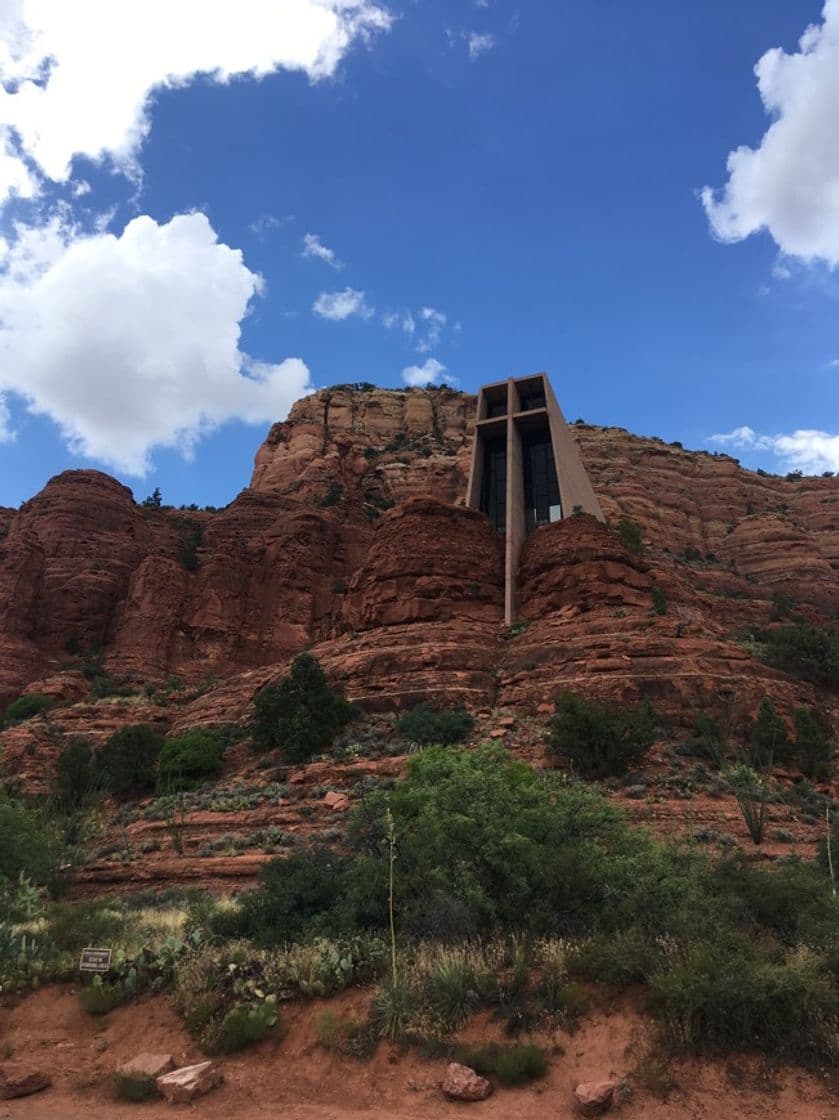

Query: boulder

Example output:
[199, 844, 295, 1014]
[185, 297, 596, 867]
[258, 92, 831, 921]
[574, 1079, 617, 1116]
[118, 1052, 176, 1080]
[156, 1061, 222, 1104]
[323, 790, 350, 811]
[0, 1062, 52, 1099]
[441, 1062, 493, 1102]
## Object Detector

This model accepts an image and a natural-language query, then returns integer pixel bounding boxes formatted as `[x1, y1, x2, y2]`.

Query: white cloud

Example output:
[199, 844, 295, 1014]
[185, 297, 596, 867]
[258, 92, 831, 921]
[446, 26, 496, 60]
[401, 357, 457, 388]
[382, 308, 416, 333]
[467, 32, 496, 59]
[302, 232, 343, 269]
[416, 305, 447, 352]
[0, 0, 392, 206]
[0, 394, 12, 442]
[0, 211, 312, 475]
[708, 425, 839, 473]
[701, 0, 839, 265]
[313, 286, 373, 320]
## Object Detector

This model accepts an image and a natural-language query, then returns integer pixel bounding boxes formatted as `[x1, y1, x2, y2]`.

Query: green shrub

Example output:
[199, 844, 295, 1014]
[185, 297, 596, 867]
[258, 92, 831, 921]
[747, 697, 791, 768]
[53, 738, 99, 814]
[212, 846, 356, 945]
[649, 936, 838, 1064]
[685, 713, 727, 767]
[794, 708, 833, 780]
[251, 654, 354, 761]
[3, 693, 52, 724]
[316, 1009, 378, 1059]
[724, 764, 771, 845]
[650, 586, 667, 615]
[418, 956, 480, 1033]
[213, 1001, 279, 1054]
[98, 725, 163, 795]
[457, 1043, 548, 1086]
[47, 900, 126, 952]
[157, 729, 223, 793]
[0, 791, 55, 888]
[760, 624, 839, 687]
[373, 980, 416, 1040]
[616, 517, 644, 556]
[568, 926, 659, 989]
[548, 692, 656, 777]
[112, 1072, 159, 1101]
[79, 978, 126, 1015]
[396, 704, 475, 746]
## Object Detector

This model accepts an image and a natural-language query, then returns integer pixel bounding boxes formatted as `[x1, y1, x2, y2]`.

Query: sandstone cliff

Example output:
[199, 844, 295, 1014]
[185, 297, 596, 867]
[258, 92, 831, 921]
[1, 386, 837, 733]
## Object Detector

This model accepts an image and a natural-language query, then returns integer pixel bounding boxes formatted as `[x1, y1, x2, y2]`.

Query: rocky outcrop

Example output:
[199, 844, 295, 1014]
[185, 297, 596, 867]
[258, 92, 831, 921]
[0, 387, 837, 733]
[312, 498, 504, 710]
[441, 1063, 493, 1101]
[574, 1079, 617, 1116]
[0, 1062, 52, 1099]
[156, 1061, 222, 1103]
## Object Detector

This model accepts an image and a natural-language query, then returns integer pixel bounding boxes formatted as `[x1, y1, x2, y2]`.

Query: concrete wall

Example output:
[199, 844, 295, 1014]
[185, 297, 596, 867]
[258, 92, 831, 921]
[467, 372, 602, 623]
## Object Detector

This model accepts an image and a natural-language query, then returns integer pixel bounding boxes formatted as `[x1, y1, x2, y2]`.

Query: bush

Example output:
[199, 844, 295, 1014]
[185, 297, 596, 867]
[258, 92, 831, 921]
[650, 586, 667, 615]
[0, 791, 55, 888]
[3, 693, 52, 724]
[760, 625, 839, 687]
[396, 704, 475, 746]
[457, 1043, 548, 1086]
[548, 692, 656, 777]
[251, 654, 354, 761]
[747, 697, 791, 768]
[724, 764, 771, 845]
[616, 517, 644, 556]
[212, 847, 359, 945]
[213, 1001, 279, 1054]
[685, 713, 727, 767]
[98, 725, 163, 796]
[47, 900, 126, 952]
[157, 729, 223, 793]
[78, 978, 126, 1015]
[112, 1071, 159, 1101]
[794, 708, 833, 780]
[649, 936, 838, 1064]
[53, 739, 99, 814]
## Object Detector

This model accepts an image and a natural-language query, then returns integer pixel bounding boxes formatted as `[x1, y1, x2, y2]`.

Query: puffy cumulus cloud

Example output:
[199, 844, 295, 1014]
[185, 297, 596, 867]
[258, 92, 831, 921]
[708, 425, 839, 473]
[701, 1, 839, 265]
[313, 287, 373, 320]
[401, 357, 457, 388]
[0, 211, 312, 475]
[0, 0, 392, 205]
[302, 232, 342, 269]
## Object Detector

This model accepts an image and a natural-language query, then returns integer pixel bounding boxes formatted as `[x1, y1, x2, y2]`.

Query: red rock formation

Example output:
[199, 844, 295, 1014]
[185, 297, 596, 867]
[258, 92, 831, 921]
[0, 387, 837, 738]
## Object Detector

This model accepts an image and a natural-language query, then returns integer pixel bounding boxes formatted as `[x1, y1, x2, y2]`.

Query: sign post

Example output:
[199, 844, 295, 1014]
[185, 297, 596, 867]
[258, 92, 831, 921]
[79, 947, 112, 974]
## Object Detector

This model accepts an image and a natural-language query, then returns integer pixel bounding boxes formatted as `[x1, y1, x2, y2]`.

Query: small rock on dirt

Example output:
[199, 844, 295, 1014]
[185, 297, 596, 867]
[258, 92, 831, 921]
[156, 1061, 222, 1104]
[441, 1062, 493, 1102]
[0, 1063, 51, 1099]
[118, 1053, 176, 1080]
[323, 790, 350, 811]
[574, 1079, 617, 1116]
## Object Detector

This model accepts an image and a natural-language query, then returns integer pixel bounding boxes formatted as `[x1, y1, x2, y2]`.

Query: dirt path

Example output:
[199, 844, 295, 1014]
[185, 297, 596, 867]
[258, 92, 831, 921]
[0, 988, 834, 1119]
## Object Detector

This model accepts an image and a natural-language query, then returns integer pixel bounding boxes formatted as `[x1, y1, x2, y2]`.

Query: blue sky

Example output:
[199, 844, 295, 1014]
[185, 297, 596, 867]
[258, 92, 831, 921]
[0, 0, 837, 508]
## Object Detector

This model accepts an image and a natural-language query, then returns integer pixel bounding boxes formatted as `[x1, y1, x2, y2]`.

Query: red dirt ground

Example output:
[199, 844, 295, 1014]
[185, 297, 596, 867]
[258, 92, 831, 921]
[0, 987, 834, 1120]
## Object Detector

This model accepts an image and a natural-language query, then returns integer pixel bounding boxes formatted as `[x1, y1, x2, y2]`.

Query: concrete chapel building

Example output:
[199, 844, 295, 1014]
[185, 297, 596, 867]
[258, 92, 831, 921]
[466, 372, 604, 624]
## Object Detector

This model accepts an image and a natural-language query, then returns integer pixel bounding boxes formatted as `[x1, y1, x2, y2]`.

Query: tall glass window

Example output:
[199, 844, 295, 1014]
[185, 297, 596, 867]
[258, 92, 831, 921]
[522, 432, 561, 532]
[481, 437, 507, 532]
